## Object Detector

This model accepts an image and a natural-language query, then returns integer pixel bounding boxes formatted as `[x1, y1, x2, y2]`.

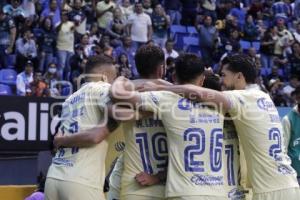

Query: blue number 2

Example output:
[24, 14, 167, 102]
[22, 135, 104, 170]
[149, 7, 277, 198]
[269, 127, 282, 160]
[136, 132, 168, 174]
[184, 128, 223, 172]
[69, 121, 79, 154]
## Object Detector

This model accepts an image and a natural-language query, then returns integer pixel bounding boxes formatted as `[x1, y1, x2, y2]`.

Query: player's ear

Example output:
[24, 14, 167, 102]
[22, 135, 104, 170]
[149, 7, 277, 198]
[197, 74, 205, 87]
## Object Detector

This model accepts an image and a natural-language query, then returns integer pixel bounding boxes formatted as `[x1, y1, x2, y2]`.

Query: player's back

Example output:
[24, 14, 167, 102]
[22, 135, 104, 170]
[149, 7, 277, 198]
[223, 118, 246, 200]
[140, 91, 227, 198]
[47, 81, 111, 190]
[223, 86, 299, 193]
[120, 79, 168, 198]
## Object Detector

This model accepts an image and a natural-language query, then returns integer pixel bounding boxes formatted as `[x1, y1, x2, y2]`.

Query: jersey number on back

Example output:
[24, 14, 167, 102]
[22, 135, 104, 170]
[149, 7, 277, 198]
[136, 132, 168, 174]
[184, 128, 223, 172]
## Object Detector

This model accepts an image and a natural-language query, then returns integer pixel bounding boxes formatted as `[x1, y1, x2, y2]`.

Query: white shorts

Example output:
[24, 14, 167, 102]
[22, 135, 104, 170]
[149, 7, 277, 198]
[45, 178, 105, 200]
[253, 187, 300, 200]
[168, 196, 228, 200]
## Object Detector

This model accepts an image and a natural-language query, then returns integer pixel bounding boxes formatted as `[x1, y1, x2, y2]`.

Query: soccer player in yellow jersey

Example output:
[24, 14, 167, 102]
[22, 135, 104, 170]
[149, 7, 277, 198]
[137, 54, 300, 200]
[45, 55, 119, 200]
[203, 74, 246, 200]
[118, 45, 169, 200]
[111, 54, 229, 200]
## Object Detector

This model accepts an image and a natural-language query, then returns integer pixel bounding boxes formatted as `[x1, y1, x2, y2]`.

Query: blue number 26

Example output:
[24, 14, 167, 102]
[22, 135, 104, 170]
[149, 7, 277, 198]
[184, 128, 223, 172]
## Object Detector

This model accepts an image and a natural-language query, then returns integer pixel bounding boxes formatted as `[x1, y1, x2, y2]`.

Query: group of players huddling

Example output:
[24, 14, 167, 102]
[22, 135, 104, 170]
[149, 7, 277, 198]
[44, 45, 300, 200]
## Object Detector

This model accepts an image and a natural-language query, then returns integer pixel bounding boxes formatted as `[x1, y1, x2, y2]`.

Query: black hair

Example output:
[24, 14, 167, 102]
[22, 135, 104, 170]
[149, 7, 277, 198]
[175, 53, 205, 84]
[221, 53, 257, 84]
[135, 45, 165, 77]
[166, 57, 175, 66]
[85, 54, 114, 73]
[203, 74, 221, 91]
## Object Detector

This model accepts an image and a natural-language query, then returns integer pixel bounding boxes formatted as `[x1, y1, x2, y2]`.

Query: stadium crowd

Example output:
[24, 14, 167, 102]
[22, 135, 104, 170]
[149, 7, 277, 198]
[0, 0, 299, 106]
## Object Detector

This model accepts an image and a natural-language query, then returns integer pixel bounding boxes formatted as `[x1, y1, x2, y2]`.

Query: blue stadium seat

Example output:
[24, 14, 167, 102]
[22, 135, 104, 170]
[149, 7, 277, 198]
[183, 36, 199, 47]
[239, 40, 251, 50]
[0, 69, 17, 85]
[252, 41, 261, 52]
[0, 84, 12, 95]
[187, 26, 198, 35]
[187, 45, 201, 55]
[174, 33, 190, 50]
[170, 25, 187, 35]
[260, 67, 271, 76]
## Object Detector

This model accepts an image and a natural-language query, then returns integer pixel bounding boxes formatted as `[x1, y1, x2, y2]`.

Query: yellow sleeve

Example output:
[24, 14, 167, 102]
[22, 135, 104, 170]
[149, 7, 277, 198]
[139, 91, 167, 114]
[222, 90, 243, 116]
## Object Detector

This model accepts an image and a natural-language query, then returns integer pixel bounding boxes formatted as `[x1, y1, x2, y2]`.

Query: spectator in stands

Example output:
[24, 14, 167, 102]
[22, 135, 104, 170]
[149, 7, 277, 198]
[78, 33, 94, 58]
[117, 53, 132, 79]
[271, 0, 292, 21]
[268, 78, 288, 106]
[163, 39, 179, 60]
[127, 2, 152, 49]
[142, 0, 153, 15]
[120, 0, 133, 20]
[196, 15, 218, 66]
[88, 22, 100, 45]
[16, 60, 34, 96]
[22, 0, 36, 18]
[40, 0, 61, 28]
[56, 10, 75, 80]
[69, 44, 86, 87]
[3, 0, 25, 26]
[260, 26, 278, 69]
[181, 0, 198, 25]
[222, 14, 240, 38]
[164, 0, 181, 25]
[288, 42, 300, 78]
[106, 8, 126, 47]
[248, 47, 262, 70]
[30, 71, 49, 97]
[43, 62, 60, 96]
[229, 0, 246, 28]
[96, 0, 116, 32]
[266, 66, 285, 81]
[164, 56, 175, 83]
[38, 17, 57, 73]
[0, 7, 16, 68]
[243, 14, 259, 42]
[15, 29, 38, 72]
[113, 35, 137, 77]
[283, 75, 300, 97]
[248, 0, 264, 20]
[293, 22, 300, 44]
[151, 4, 170, 47]
[201, 0, 217, 22]
[68, 0, 88, 40]
[274, 19, 294, 58]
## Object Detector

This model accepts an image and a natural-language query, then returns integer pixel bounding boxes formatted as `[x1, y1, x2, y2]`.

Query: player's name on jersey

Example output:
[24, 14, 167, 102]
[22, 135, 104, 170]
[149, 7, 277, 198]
[189, 113, 221, 124]
[135, 118, 164, 128]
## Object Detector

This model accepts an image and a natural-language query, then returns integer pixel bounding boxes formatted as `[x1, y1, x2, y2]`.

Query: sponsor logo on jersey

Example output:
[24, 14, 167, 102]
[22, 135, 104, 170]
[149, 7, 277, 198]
[257, 98, 276, 111]
[228, 188, 246, 200]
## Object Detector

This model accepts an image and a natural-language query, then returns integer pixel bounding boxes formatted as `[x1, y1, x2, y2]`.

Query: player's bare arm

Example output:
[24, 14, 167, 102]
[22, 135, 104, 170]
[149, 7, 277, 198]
[140, 83, 232, 111]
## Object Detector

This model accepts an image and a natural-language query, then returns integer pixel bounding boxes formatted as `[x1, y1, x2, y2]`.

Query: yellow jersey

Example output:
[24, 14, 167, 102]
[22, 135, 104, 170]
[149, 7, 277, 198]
[47, 82, 111, 190]
[223, 84, 299, 194]
[140, 91, 227, 198]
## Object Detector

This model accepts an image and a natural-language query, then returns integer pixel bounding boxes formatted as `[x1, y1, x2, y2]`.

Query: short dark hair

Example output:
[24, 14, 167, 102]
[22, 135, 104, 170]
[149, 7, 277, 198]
[85, 54, 114, 73]
[221, 53, 257, 84]
[203, 74, 221, 91]
[175, 53, 205, 84]
[135, 45, 165, 77]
